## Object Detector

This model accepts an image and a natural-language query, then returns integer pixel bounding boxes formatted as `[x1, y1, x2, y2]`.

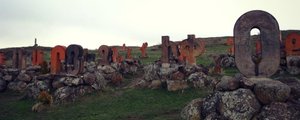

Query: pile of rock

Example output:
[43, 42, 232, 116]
[0, 62, 125, 104]
[128, 62, 216, 91]
[181, 75, 300, 120]
[218, 54, 235, 68]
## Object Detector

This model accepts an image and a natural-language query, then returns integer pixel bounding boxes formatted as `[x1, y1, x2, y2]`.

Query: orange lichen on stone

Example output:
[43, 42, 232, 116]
[285, 32, 300, 56]
[50, 45, 66, 74]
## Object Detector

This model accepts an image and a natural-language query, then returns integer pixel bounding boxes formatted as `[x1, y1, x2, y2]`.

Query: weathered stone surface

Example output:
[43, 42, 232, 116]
[181, 98, 203, 120]
[17, 72, 32, 82]
[187, 72, 208, 88]
[148, 80, 161, 89]
[170, 71, 185, 80]
[26, 83, 40, 99]
[85, 62, 96, 73]
[7, 81, 17, 91]
[16, 81, 27, 91]
[3, 75, 13, 81]
[166, 80, 188, 91]
[220, 54, 235, 68]
[276, 77, 300, 99]
[6, 68, 19, 75]
[75, 86, 94, 96]
[218, 88, 261, 120]
[287, 101, 300, 120]
[127, 79, 149, 89]
[52, 80, 65, 89]
[204, 112, 226, 120]
[98, 65, 116, 74]
[93, 71, 107, 90]
[215, 76, 239, 91]
[63, 77, 84, 86]
[0, 79, 7, 92]
[184, 65, 206, 76]
[159, 63, 179, 79]
[252, 78, 291, 104]
[83, 73, 97, 85]
[201, 92, 222, 117]
[239, 77, 255, 89]
[36, 80, 49, 91]
[111, 72, 123, 85]
[26, 65, 41, 72]
[256, 102, 291, 120]
[143, 64, 160, 81]
[36, 74, 51, 80]
[286, 56, 300, 75]
[54, 86, 76, 103]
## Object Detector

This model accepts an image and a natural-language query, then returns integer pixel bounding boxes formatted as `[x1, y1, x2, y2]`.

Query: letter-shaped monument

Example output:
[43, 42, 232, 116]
[285, 32, 300, 56]
[285, 32, 300, 74]
[32, 49, 44, 66]
[65, 44, 84, 75]
[98, 45, 111, 65]
[51, 45, 66, 74]
[12, 48, 26, 69]
[140, 42, 148, 58]
[234, 10, 280, 77]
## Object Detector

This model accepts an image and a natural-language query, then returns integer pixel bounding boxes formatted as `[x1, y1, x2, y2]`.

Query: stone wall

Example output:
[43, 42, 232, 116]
[181, 75, 300, 120]
[0, 61, 132, 104]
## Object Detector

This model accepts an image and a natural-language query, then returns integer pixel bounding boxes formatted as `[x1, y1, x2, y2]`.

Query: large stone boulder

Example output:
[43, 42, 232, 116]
[93, 71, 107, 90]
[17, 71, 32, 82]
[252, 78, 291, 104]
[143, 64, 160, 81]
[8, 81, 27, 92]
[54, 86, 76, 104]
[148, 80, 162, 89]
[201, 92, 221, 117]
[170, 71, 185, 80]
[276, 77, 300, 99]
[63, 77, 84, 86]
[181, 98, 203, 120]
[215, 76, 239, 91]
[26, 83, 40, 99]
[98, 65, 116, 74]
[187, 72, 208, 88]
[166, 80, 188, 91]
[36, 80, 50, 91]
[218, 88, 261, 120]
[83, 73, 97, 85]
[256, 102, 291, 120]
[111, 72, 123, 85]
[219, 54, 235, 68]
[85, 62, 97, 73]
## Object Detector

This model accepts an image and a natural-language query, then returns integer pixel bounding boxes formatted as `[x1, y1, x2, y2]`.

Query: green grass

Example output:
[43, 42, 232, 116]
[0, 88, 211, 120]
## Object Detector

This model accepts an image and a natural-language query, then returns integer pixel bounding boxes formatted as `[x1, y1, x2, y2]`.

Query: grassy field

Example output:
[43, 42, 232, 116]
[0, 44, 233, 120]
[0, 88, 211, 120]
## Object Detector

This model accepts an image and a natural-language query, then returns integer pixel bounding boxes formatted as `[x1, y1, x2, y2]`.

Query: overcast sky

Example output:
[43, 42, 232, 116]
[0, 0, 299, 49]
